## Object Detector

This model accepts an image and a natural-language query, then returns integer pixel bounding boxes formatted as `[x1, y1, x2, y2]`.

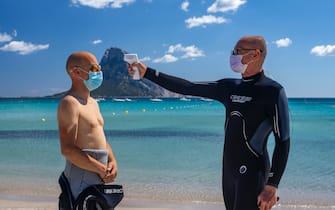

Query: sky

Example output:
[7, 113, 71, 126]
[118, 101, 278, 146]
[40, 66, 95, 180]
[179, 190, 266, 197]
[0, 0, 335, 98]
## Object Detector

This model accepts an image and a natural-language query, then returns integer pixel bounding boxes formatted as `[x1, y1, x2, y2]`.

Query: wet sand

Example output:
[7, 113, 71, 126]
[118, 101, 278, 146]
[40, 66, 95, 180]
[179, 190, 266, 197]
[1, 195, 335, 210]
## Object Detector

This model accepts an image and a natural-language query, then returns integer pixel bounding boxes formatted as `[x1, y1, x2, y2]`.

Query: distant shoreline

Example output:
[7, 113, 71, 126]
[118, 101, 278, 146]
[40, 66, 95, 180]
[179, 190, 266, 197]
[1, 96, 335, 100]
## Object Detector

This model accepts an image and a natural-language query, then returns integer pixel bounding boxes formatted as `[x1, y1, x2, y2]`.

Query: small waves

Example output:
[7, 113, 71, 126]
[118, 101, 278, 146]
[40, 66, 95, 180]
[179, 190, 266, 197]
[0, 129, 222, 140]
[0, 130, 58, 139]
[105, 129, 222, 138]
[276, 204, 335, 209]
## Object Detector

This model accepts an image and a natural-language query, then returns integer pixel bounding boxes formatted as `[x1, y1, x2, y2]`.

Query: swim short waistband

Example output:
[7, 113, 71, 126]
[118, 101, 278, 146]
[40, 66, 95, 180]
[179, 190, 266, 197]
[64, 149, 109, 199]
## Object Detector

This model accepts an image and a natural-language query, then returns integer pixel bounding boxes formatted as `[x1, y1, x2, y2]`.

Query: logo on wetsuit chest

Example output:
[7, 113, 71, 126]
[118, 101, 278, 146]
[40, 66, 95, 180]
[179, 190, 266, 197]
[104, 188, 124, 194]
[230, 95, 252, 103]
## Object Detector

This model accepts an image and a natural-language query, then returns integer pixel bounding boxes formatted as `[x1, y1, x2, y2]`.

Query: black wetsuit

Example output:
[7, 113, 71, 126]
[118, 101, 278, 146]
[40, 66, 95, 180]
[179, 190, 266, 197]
[144, 68, 290, 210]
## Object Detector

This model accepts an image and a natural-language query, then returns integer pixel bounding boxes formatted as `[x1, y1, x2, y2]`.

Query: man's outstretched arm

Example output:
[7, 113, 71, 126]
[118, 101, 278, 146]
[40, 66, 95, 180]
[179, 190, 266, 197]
[130, 62, 221, 100]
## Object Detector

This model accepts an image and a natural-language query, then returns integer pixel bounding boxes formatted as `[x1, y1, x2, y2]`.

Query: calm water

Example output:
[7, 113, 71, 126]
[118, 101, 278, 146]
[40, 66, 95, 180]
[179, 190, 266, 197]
[0, 98, 334, 208]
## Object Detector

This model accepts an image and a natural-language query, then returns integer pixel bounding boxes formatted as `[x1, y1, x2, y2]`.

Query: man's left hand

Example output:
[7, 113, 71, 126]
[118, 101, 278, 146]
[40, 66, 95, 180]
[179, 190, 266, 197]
[257, 185, 278, 210]
[102, 161, 118, 183]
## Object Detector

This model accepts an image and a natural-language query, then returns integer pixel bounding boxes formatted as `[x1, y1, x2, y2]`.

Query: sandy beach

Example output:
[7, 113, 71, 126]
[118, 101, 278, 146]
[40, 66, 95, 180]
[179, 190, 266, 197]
[1, 177, 334, 210]
[0, 194, 225, 210]
[0, 200, 221, 210]
[1, 194, 335, 210]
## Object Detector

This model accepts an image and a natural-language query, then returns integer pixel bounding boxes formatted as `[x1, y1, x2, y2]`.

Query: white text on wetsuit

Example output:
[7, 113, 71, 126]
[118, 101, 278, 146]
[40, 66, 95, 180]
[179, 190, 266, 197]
[230, 95, 252, 103]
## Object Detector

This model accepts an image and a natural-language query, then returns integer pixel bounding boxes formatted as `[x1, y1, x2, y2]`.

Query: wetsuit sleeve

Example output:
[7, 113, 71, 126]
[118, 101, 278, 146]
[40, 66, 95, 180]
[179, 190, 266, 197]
[267, 88, 290, 188]
[144, 67, 221, 100]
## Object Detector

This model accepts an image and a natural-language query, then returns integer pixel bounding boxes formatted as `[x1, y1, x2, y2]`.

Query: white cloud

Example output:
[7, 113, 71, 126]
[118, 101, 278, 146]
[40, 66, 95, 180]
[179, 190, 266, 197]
[167, 44, 184, 54]
[140, 56, 151, 62]
[92, 39, 103, 44]
[185, 15, 228, 28]
[153, 54, 178, 63]
[152, 44, 204, 64]
[71, 0, 135, 9]
[181, 1, 190, 12]
[310, 45, 335, 56]
[274, 38, 292, 48]
[0, 33, 13, 42]
[207, 0, 247, 13]
[0, 41, 49, 55]
[167, 44, 204, 59]
[111, 0, 135, 8]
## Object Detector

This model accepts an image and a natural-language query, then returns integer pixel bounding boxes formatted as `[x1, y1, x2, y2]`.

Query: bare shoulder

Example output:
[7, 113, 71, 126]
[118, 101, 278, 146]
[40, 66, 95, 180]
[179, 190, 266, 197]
[88, 96, 100, 108]
[89, 96, 98, 103]
[58, 95, 80, 116]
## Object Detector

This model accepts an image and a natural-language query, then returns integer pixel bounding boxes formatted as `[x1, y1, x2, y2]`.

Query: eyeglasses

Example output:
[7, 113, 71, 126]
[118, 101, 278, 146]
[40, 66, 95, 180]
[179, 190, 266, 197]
[231, 48, 263, 55]
[76, 64, 101, 73]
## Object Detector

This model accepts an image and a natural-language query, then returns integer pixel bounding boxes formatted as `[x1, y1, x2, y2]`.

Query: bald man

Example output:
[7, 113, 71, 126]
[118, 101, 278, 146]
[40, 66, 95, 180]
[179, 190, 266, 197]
[57, 52, 118, 200]
[128, 36, 290, 210]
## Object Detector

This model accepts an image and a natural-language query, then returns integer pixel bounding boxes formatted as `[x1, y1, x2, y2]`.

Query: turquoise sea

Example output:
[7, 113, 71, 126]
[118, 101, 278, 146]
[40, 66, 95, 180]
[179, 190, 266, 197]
[0, 98, 334, 209]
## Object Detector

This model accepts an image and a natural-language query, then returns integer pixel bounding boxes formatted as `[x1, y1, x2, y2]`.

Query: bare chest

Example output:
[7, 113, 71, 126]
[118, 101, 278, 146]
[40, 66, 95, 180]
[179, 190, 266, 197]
[78, 102, 104, 130]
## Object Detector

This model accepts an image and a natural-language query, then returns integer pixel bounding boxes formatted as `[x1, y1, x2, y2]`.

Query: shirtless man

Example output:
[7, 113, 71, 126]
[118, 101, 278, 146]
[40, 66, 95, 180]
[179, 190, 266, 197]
[57, 51, 118, 199]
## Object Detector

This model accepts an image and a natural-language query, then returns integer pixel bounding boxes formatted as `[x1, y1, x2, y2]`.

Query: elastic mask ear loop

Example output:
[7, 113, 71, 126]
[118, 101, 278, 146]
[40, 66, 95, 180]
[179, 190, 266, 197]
[72, 68, 88, 81]
[244, 51, 257, 65]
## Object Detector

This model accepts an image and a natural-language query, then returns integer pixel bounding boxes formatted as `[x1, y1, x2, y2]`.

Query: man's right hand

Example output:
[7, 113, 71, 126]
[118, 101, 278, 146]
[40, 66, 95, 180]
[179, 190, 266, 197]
[257, 185, 278, 210]
[127, 62, 147, 79]
[97, 165, 108, 180]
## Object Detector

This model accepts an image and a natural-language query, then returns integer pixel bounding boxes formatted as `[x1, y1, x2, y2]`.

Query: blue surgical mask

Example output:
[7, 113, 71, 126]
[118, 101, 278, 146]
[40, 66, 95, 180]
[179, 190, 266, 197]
[83, 71, 103, 91]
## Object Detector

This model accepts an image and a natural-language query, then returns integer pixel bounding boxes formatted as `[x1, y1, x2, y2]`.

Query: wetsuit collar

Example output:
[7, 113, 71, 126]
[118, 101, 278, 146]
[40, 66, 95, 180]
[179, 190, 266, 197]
[242, 70, 265, 82]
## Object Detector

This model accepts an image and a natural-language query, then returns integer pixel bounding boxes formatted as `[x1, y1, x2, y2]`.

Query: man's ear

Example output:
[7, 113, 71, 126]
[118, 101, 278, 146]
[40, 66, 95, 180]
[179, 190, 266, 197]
[254, 49, 262, 58]
[69, 67, 82, 80]
[71, 67, 80, 75]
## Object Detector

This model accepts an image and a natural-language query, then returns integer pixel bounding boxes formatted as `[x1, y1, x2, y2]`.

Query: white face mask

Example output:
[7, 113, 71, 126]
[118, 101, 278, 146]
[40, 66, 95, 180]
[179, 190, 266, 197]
[230, 50, 257, 74]
[230, 54, 248, 74]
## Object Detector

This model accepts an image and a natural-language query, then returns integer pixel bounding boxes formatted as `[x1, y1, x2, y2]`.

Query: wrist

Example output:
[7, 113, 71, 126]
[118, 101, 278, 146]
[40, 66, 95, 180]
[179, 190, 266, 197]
[266, 182, 278, 189]
[96, 164, 107, 175]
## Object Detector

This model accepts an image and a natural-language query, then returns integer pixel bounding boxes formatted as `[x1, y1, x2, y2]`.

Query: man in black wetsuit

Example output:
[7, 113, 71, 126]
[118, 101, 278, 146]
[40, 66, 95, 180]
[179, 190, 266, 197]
[127, 36, 290, 210]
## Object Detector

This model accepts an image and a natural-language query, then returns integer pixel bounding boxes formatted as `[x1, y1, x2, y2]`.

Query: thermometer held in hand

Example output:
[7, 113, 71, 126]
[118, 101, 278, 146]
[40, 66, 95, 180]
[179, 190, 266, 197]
[124, 54, 140, 80]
